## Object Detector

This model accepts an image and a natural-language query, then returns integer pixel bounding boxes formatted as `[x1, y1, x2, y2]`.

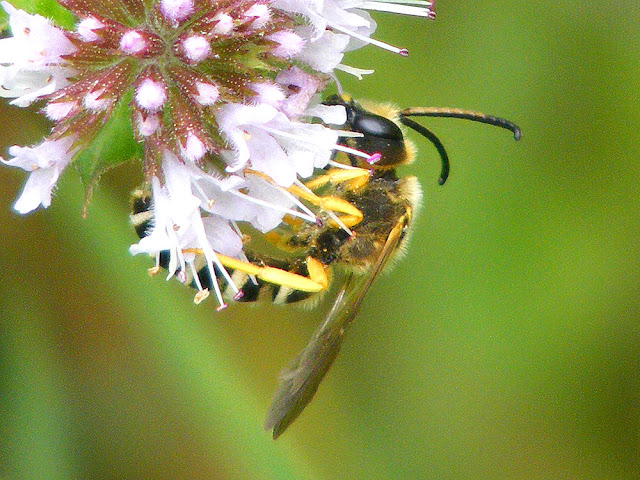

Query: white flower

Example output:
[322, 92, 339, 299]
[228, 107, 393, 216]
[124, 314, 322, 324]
[129, 152, 244, 296]
[194, 168, 300, 233]
[217, 103, 340, 186]
[164, 154, 302, 234]
[274, 66, 327, 118]
[274, 0, 434, 72]
[0, 2, 76, 106]
[130, 153, 205, 273]
[129, 152, 247, 259]
[1, 137, 76, 213]
[293, 26, 350, 73]
[129, 151, 248, 307]
[276, 0, 376, 41]
[241, 175, 303, 232]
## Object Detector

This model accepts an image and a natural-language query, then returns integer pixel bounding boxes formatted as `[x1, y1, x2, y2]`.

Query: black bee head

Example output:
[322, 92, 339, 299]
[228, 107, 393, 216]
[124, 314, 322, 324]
[323, 95, 410, 170]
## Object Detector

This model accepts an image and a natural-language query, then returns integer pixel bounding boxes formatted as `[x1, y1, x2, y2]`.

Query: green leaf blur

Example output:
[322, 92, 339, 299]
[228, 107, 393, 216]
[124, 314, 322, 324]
[1, 0, 75, 29]
[1, 1, 639, 479]
[73, 94, 142, 210]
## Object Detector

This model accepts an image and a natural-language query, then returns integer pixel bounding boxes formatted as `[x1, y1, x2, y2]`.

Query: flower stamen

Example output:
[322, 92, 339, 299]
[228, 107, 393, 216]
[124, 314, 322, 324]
[329, 23, 409, 56]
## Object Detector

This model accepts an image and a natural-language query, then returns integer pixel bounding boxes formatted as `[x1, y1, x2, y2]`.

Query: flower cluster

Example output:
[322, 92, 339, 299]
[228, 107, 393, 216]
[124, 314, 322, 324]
[0, 0, 434, 307]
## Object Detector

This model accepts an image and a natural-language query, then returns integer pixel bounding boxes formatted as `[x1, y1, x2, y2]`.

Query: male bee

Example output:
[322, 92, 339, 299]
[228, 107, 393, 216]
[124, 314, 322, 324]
[131, 94, 521, 438]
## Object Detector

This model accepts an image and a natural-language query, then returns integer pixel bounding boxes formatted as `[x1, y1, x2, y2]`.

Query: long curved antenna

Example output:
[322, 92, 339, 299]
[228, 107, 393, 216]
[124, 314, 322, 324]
[400, 107, 522, 141]
[399, 116, 450, 185]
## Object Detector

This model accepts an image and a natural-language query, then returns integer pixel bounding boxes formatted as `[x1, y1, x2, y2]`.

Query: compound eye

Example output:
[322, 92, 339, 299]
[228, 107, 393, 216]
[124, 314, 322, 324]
[350, 112, 406, 167]
[352, 112, 404, 141]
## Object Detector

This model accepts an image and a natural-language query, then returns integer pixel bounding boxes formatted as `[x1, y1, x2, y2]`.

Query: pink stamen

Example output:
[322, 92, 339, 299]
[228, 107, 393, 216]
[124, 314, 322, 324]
[233, 291, 245, 301]
[367, 152, 382, 165]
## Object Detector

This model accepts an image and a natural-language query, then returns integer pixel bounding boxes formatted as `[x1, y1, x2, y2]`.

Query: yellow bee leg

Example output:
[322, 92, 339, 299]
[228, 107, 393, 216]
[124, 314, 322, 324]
[219, 253, 328, 292]
[304, 167, 371, 191]
[288, 184, 364, 227]
[184, 249, 329, 293]
[328, 215, 363, 228]
[244, 167, 365, 227]
[305, 257, 329, 289]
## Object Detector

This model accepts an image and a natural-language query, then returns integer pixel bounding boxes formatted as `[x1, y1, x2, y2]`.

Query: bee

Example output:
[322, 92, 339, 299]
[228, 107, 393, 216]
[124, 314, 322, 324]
[130, 94, 521, 439]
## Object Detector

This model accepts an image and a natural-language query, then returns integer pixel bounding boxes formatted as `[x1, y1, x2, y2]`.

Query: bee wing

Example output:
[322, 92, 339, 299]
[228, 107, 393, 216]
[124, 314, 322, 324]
[264, 209, 411, 439]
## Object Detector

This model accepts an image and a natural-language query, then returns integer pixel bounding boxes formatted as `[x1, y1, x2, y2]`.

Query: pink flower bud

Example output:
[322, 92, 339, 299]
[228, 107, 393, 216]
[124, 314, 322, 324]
[120, 30, 147, 55]
[135, 78, 167, 112]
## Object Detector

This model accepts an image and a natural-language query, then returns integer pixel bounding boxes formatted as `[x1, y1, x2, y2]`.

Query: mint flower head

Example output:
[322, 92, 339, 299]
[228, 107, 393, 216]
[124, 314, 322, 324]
[1, 0, 434, 308]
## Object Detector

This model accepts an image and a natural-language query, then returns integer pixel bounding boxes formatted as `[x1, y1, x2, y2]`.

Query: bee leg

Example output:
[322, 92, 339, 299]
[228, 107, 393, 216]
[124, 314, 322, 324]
[288, 184, 364, 228]
[304, 167, 371, 191]
[243, 167, 365, 228]
[221, 253, 329, 292]
[184, 249, 329, 293]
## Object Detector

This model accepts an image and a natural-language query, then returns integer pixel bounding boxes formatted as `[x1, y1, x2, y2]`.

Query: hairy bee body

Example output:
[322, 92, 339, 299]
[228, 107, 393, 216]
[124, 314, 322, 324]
[131, 94, 520, 438]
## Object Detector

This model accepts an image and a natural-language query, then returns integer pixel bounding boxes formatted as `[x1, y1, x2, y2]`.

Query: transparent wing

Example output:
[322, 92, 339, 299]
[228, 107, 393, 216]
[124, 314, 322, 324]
[264, 208, 412, 439]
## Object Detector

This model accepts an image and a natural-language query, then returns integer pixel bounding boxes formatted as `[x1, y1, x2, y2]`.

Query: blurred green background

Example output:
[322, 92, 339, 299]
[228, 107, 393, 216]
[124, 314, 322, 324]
[2, 0, 640, 479]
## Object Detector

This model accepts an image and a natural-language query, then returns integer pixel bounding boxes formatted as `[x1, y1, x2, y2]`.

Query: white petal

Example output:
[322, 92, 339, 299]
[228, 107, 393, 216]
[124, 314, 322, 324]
[13, 168, 58, 213]
[0, 66, 72, 106]
[0, 2, 76, 65]
[3, 136, 76, 171]
[295, 28, 349, 73]
[3, 137, 76, 213]
[246, 128, 295, 186]
[335, 63, 375, 79]
[203, 216, 243, 257]
[307, 103, 347, 125]
[217, 103, 280, 168]
[243, 176, 294, 232]
[162, 151, 202, 218]
[267, 31, 305, 58]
